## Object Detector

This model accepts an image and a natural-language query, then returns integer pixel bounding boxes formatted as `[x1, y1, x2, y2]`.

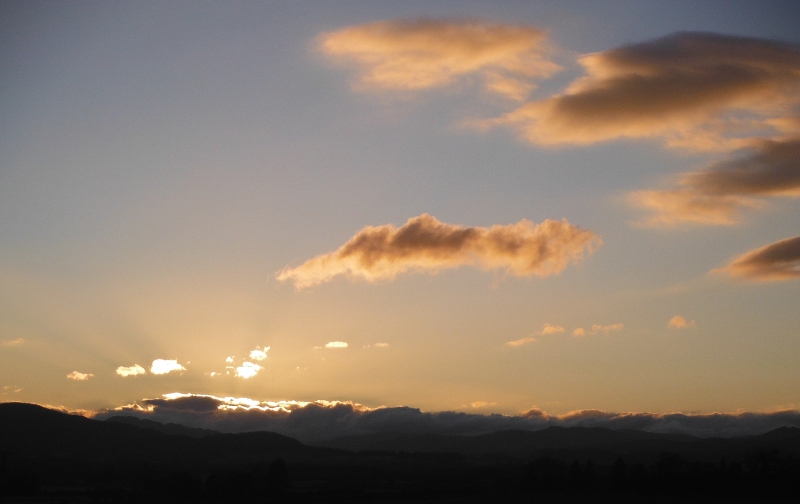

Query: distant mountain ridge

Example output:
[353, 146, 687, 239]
[105, 414, 220, 438]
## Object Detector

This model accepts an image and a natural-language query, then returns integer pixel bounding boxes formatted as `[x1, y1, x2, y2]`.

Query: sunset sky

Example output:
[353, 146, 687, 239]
[2, 1, 800, 428]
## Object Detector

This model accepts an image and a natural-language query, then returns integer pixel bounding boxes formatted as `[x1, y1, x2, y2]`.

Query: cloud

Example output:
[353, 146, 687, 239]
[721, 235, 800, 281]
[235, 362, 263, 379]
[471, 401, 497, 408]
[95, 393, 800, 441]
[1, 338, 25, 347]
[66, 371, 93, 381]
[249, 346, 270, 361]
[116, 364, 146, 377]
[225, 356, 234, 363]
[278, 214, 600, 288]
[630, 138, 799, 226]
[572, 328, 586, 336]
[539, 323, 564, 335]
[505, 336, 536, 347]
[150, 359, 186, 375]
[668, 315, 696, 329]
[490, 32, 800, 149]
[590, 323, 624, 334]
[325, 341, 348, 349]
[506, 323, 565, 346]
[318, 19, 559, 99]
[374, 342, 389, 348]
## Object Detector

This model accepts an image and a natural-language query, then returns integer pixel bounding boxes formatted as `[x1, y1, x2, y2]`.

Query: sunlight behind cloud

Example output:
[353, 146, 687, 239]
[150, 359, 186, 375]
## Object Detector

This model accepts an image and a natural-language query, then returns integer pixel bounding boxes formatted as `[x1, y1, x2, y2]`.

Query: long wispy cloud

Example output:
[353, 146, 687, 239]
[630, 138, 800, 226]
[720, 235, 800, 281]
[95, 393, 800, 442]
[490, 32, 800, 149]
[318, 19, 560, 100]
[277, 214, 600, 288]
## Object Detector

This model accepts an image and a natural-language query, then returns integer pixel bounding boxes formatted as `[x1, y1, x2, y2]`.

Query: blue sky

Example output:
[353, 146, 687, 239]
[1, 1, 799, 421]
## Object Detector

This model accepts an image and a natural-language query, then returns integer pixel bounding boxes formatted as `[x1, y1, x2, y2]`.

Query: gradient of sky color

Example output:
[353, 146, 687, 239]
[2, 0, 799, 421]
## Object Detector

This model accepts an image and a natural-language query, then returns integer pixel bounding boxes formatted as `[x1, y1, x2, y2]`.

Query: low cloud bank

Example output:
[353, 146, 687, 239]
[94, 393, 800, 442]
[277, 214, 600, 288]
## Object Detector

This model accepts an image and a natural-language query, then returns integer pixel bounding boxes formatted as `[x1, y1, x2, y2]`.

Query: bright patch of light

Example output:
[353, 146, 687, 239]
[235, 361, 262, 379]
[116, 364, 146, 377]
[325, 341, 348, 348]
[249, 346, 270, 361]
[66, 371, 93, 381]
[150, 359, 186, 375]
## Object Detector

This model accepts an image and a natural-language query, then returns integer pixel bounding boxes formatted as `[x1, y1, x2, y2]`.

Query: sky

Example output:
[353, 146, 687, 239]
[2, 1, 800, 433]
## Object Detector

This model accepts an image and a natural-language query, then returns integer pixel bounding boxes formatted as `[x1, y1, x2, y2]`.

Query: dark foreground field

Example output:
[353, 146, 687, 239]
[2, 402, 800, 503]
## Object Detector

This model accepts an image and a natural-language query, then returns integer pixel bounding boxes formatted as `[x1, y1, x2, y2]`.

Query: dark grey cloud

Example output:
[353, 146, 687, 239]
[683, 139, 800, 197]
[94, 394, 800, 442]
[630, 138, 800, 226]
[724, 235, 800, 280]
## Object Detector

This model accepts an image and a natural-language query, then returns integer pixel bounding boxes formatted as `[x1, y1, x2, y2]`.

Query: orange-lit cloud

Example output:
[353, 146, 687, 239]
[490, 32, 800, 149]
[630, 138, 800, 226]
[506, 323, 565, 346]
[325, 341, 348, 349]
[318, 19, 559, 99]
[721, 235, 800, 281]
[116, 364, 146, 377]
[150, 359, 186, 375]
[505, 336, 536, 347]
[628, 189, 762, 226]
[1, 338, 25, 347]
[66, 371, 94, 381]
[278, 214, 600, 288]
[668, 315, 696, 329]
[591, 323, 624, 334]
[572, 328, 586, 336]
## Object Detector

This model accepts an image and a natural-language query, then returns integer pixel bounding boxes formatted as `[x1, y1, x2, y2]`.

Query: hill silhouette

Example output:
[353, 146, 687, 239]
[2, 402, 800, 502]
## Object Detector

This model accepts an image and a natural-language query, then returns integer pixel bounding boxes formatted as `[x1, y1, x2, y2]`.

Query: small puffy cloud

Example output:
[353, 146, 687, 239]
[325, 341, 348, 349]
[572, 328, 586, 336]
[507, 324, 565, 346]
[630, 138, 799, 226]
[1, 338, 25, 347]
[471, 401, 497, 408]
[277, 214, 600, 289]
[721, 235, 800, 281]
[374, 342, 389, 348]
[116, 364, 146, 377]
[235, 361, 262, 379]
[505, 336, 536, 347]
[249, 346, 270, 361]
[318, 19, 560, 99]
[491, 32, 800, 149]
[591, 323, 624, 334]
[539, 323, 564, 335]
[225, 356, 234, 363]
[150, 359, 186, 375]
[66, 371, 93, 381]
[669, 315, 696, 329]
